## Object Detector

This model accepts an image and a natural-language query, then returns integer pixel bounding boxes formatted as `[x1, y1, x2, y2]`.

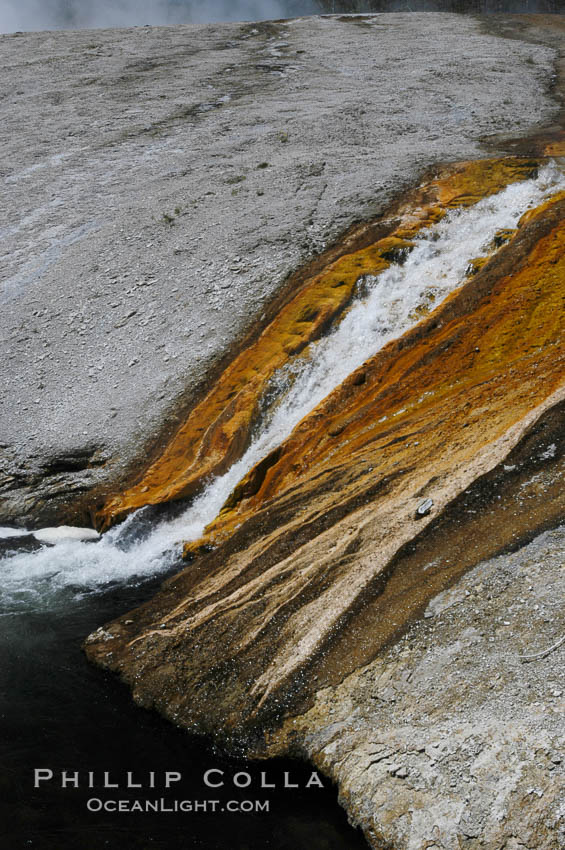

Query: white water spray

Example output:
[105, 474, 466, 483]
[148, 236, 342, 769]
[2, 162, 564, 611]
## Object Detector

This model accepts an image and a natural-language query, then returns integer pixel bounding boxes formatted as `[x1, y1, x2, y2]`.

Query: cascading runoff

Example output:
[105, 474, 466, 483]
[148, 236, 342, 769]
[2, 162, 564, 612]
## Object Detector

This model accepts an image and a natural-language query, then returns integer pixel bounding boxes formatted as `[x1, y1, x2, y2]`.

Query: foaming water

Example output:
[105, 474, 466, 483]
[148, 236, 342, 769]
[2, 162, 564, 611]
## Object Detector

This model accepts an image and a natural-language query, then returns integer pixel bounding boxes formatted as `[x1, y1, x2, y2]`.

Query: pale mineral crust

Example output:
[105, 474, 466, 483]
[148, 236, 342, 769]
[83, 188, 565, 744]
[283, 526, 565, 850]
[3, 13, 565, 850]
[0, 13, 559, 525]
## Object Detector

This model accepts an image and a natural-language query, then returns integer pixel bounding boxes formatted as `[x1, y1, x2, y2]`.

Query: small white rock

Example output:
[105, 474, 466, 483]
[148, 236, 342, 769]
[33, 526, 100, 544]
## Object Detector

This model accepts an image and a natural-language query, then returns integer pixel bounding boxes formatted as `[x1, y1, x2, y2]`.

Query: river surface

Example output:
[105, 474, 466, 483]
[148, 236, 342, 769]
[2, 162, 564, 849]
[1, 571, 368, 850]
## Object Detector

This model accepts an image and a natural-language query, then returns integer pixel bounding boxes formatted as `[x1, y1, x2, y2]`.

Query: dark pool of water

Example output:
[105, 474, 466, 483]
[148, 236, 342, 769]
[0, 573, 368, 850]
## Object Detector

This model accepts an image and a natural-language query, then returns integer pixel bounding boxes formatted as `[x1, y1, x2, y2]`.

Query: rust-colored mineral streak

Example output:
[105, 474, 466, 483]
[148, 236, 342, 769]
[85, 161, 565, 745]
[96, 158, 539, 530]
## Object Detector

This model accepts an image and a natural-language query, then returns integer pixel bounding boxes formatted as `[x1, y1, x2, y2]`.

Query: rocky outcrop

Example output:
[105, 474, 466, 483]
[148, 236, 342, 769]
[4, 12, 565, 850]
[85, 166, 565, 847]
[0, 13, 558, 527]
[276, 525, 565, 850]
[97, 156, 540, 530]
[85, 170, 565, 748]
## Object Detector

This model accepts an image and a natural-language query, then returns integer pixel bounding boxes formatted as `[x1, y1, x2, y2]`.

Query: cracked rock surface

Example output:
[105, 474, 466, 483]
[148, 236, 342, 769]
[0, 13, 558, 525]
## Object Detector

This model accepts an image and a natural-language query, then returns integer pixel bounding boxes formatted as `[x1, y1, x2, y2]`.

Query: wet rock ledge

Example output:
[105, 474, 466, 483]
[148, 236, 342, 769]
[278, 525, 565, 850]
[2, 12, 564, 850]
[0, 12, 559, 527]
[86, 157, 565, 847]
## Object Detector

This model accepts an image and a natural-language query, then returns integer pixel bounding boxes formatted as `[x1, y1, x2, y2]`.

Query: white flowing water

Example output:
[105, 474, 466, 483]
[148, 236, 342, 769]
[2, 162, 564, 611]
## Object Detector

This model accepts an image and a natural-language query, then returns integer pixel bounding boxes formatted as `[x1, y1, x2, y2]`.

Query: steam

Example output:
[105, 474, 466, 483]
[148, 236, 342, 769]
[1, 0, 559, 33]
[0, 0, 316, 33]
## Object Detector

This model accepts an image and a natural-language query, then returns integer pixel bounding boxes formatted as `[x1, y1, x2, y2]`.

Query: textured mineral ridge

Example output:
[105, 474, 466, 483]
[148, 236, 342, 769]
[0, 12, 559, 525]
[3, 13, 565, 850]
[281, 526, 565, 850]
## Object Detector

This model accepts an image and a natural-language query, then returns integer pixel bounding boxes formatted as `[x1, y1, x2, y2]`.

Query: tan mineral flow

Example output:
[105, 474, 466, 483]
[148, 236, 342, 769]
[85, 169, 565, 749]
